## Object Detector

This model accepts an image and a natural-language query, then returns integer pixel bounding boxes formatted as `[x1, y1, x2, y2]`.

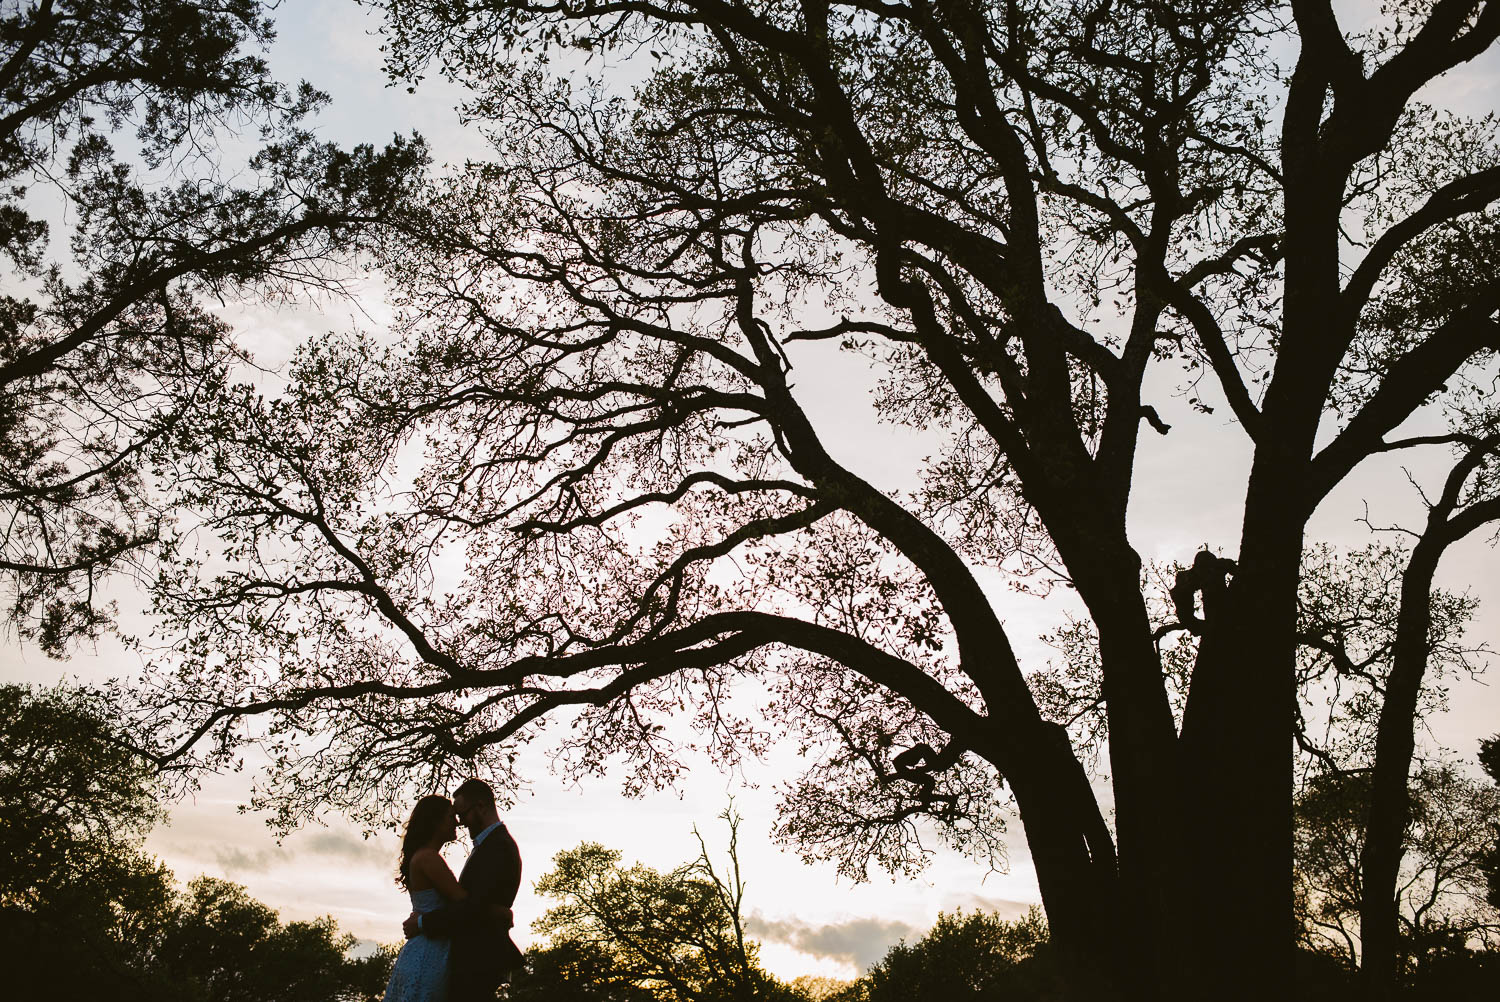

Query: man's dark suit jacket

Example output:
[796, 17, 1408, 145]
[420, 822, 524, 1001]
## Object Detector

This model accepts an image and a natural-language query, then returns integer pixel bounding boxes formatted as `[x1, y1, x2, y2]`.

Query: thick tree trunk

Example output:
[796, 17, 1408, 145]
[1180, 516, 1303, 1001]
[1170, 43, 1360, 992]
[1033, 383, 1185, 998]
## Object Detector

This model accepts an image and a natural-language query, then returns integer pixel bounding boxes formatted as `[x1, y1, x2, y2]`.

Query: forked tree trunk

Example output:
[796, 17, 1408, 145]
[1168, 59, 1360, 995]
[1177, 289, 1341, 998]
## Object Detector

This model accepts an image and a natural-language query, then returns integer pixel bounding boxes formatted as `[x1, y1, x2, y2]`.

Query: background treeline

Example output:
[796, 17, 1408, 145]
[5, 681, 1498, 1000]
[510, 795, 1500, 1002]
[0, 684, 395, 1000]
[505, 807, 1061, 1002]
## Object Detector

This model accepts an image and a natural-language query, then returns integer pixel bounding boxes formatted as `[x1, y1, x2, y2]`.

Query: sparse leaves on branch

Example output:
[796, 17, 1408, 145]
[0, 1, 428, 651]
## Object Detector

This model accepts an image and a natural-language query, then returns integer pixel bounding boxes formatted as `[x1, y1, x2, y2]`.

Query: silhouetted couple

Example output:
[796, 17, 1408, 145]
[383, 779, 524, 1002]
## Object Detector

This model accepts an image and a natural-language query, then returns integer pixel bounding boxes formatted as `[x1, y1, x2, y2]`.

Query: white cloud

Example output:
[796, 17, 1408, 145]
[745, 914, 919, 972]
[213, 844, 287, 875]
[203, 827, 389, 876]
[743, 889, 1041, 976]
[939, 893, 1037, 921]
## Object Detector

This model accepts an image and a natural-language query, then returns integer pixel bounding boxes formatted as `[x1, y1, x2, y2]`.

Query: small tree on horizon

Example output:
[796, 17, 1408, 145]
[857, 907, 1057, 1002]
[518, 809, 800, 1002]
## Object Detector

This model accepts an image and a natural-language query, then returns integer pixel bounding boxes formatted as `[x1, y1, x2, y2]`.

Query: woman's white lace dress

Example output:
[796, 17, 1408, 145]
[383, 887, 451, 1001]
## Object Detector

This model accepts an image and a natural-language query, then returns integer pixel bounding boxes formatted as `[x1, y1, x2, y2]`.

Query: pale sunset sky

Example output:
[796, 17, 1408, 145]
[4, 0, 1498, 982]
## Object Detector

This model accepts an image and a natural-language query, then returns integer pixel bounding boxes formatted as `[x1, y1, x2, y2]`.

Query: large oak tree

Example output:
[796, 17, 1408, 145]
[137, 2, 1500, 999]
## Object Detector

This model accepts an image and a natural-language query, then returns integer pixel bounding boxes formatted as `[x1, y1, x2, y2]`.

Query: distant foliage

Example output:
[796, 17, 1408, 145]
[1296, 765, 1500, 966]
[785, 976, 857, 1002]
[0, 683, 393, 999]
[515, 809, 801, 1002]
[0, 682, 164, 903]
[855, 908, 1058, 1002]
[158, 876, 396, 1002]
[1480, 733, 1500, 912]
[516, 816, 1064, 1002]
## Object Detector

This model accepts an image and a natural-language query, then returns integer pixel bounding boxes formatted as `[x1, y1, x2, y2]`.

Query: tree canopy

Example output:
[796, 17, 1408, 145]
[0, 0, 425, 651]
[0, 682, 162, 905]
[128, 2, 1500, 999]
[161, 876, 395, 1002]
[1295, 764, 1500, 970]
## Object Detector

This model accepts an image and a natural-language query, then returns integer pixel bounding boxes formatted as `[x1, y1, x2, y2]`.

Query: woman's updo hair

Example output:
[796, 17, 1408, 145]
[397, 795, 452, 889]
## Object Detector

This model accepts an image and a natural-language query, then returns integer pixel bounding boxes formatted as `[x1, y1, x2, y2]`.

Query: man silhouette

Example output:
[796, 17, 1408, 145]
[402, 778, 523, 1000]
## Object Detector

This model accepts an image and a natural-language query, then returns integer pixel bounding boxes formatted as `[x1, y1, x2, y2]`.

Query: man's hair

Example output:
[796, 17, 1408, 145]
[452, 777, 495, 808]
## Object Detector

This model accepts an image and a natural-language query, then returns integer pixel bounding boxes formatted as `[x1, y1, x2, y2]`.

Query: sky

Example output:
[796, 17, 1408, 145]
[4, 0, 1500, 983]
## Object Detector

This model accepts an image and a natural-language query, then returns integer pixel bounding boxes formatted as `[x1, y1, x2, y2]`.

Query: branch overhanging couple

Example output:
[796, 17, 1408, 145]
[384, 778, 525, 1002]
